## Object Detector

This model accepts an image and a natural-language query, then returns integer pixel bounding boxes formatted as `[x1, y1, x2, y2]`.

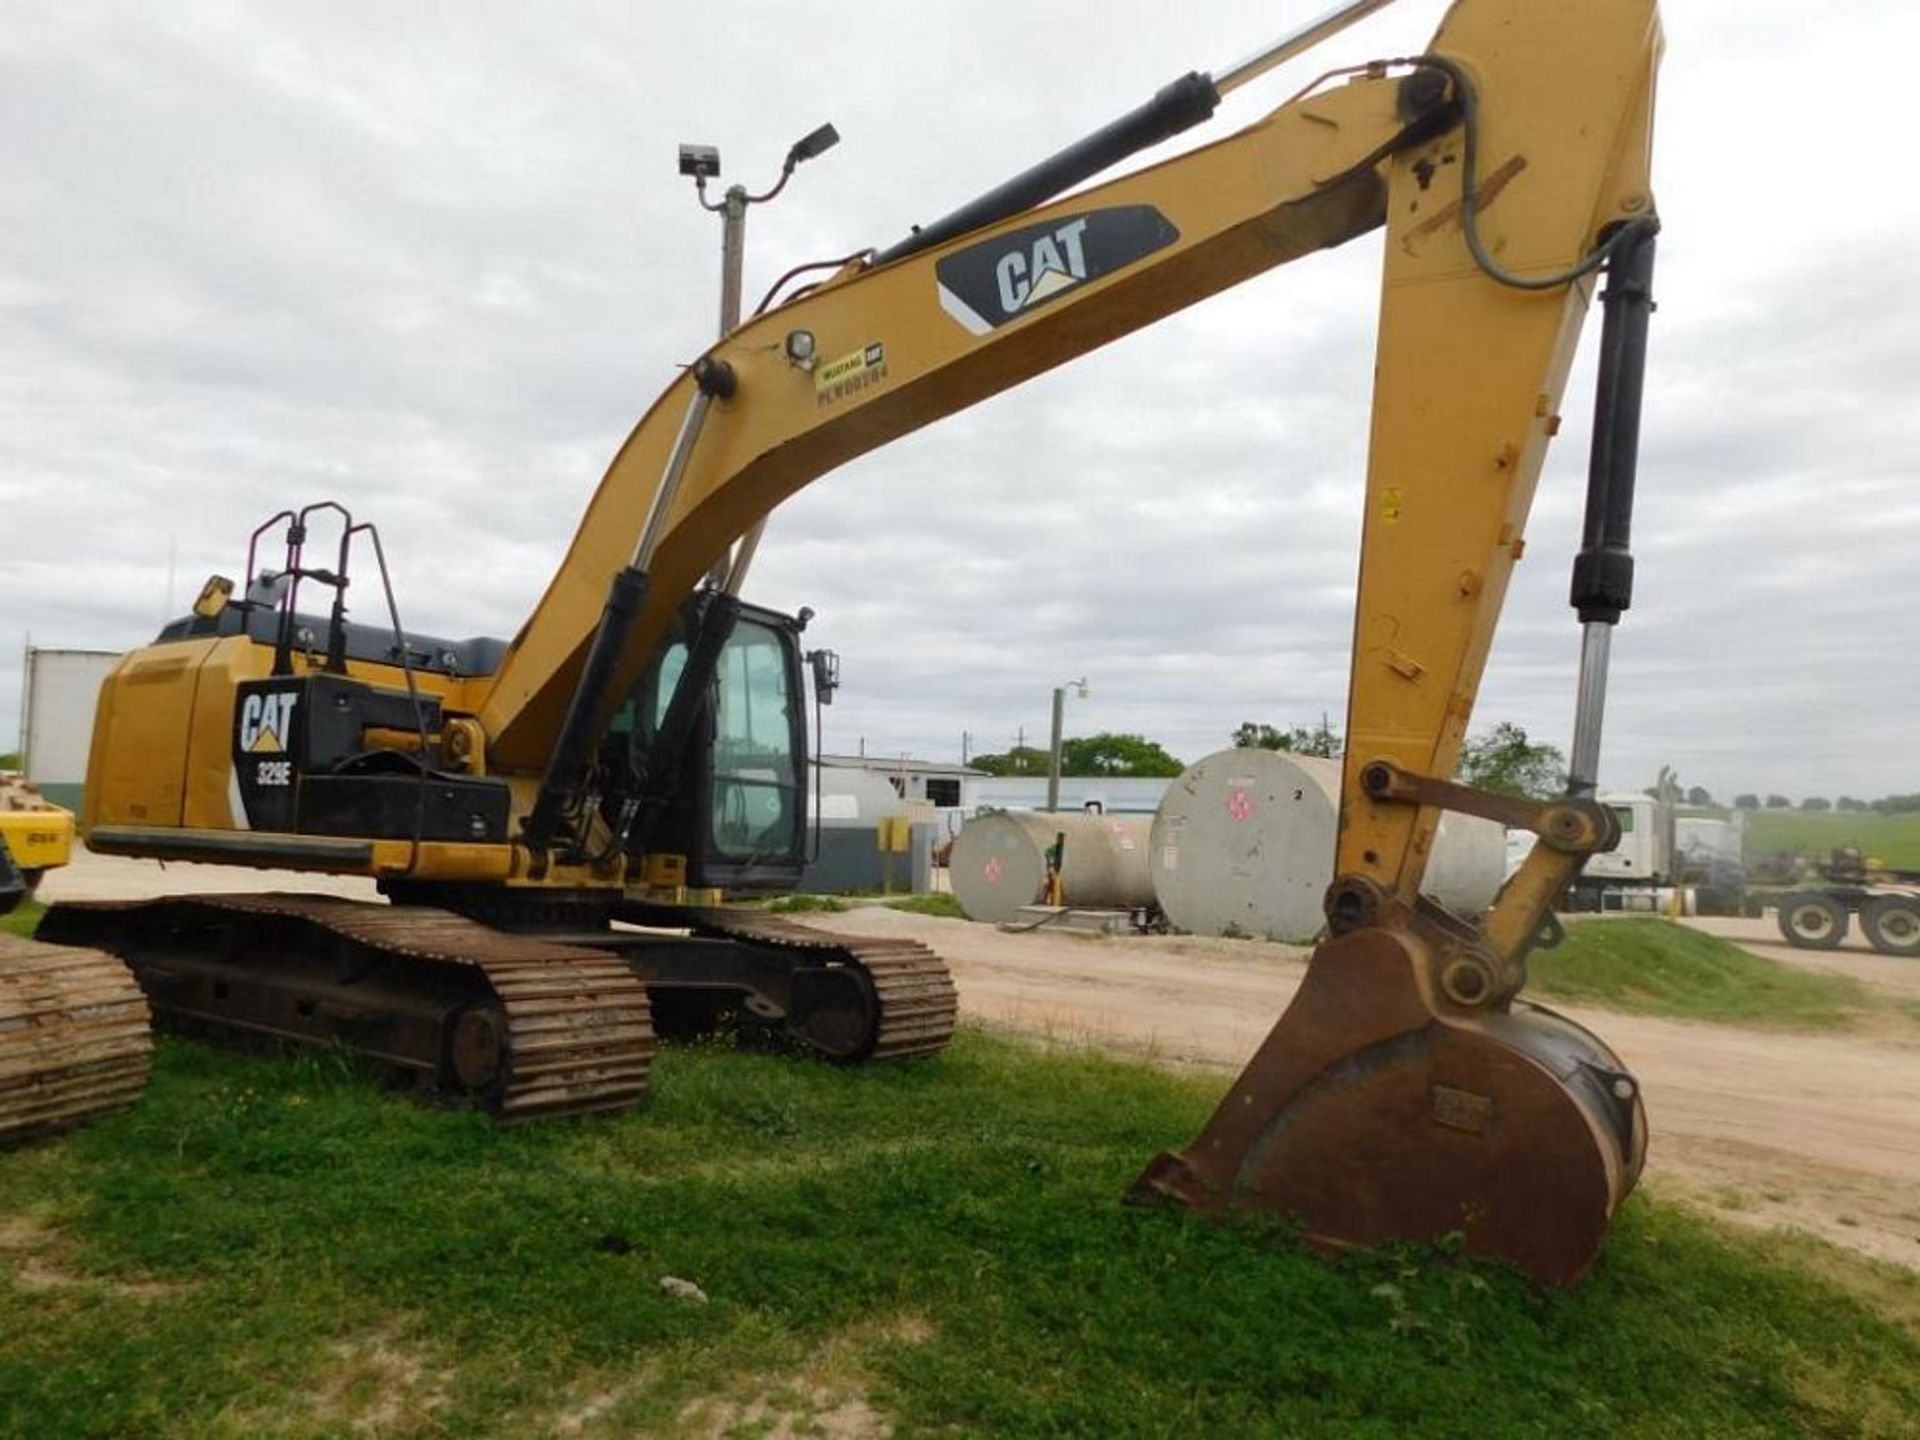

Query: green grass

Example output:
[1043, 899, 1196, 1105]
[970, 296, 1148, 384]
[1745, 810, 1920, 870]
[1528, 918, 1869, 1029]
[873, 892, 966, 920]
[0, 898, 44, 939]
[4, 1032, 1918, 1437]
[761, 893, 850, 914]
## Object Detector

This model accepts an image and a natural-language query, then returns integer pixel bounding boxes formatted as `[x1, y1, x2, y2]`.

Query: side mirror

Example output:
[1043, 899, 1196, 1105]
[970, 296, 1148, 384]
[193, 574, 235, 619]
[805, 648, 840, 706]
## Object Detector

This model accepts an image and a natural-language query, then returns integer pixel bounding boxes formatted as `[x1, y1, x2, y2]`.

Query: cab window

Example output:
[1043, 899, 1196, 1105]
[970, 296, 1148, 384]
[711, 619, 801, 860]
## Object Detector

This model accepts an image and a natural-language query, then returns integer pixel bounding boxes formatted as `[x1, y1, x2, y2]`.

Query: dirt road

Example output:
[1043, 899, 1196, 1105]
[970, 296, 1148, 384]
[1687, 913, 1920, 1001]
[801, 906, 1920, 1269]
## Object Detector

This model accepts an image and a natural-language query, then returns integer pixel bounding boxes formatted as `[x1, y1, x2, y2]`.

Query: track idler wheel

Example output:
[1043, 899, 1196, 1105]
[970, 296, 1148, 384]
[447, 1005, 506, 1093]
[785, 966, 880, 1059]
[1130, 925, 1646, 1286]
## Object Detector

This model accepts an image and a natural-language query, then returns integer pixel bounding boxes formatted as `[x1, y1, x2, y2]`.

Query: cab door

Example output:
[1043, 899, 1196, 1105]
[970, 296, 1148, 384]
[700, 612, 807, 890]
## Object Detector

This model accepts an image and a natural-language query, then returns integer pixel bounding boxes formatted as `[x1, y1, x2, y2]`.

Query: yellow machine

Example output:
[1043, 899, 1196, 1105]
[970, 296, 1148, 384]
[37, 0, 1661, 1282]
[0, 778, 73, 915]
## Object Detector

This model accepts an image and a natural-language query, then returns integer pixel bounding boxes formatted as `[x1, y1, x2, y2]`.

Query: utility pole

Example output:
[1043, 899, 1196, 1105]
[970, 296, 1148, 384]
[1046, 678, 1088, 812]
[679, 122, 840, 596]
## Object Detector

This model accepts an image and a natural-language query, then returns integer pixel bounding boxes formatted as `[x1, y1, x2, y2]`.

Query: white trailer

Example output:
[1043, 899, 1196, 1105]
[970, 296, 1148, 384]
[17, 646, 118, 812]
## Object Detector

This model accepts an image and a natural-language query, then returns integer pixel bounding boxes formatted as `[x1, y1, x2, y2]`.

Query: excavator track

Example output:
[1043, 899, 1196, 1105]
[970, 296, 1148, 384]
[40, 895, 654, 1123]
[677, 908, 958, 1061]
[1, 934, 153, 1145]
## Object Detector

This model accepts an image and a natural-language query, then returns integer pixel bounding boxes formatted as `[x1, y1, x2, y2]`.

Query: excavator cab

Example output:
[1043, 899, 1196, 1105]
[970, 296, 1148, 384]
[613, 600, 814, 895]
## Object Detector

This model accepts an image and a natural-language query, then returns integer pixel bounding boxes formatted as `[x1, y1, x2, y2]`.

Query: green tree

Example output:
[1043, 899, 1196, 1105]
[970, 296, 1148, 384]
[1801, 796, 1832, 812]
[1733, 794, 1759, 810]
[1765, 794, 1792, 809]
[1455, 722, 1564, 801]
[1685, 785, 1713, 806]
[1058, 732, 1184, 778]
[0, 753, 18, 771]
[1232, 722, 1288, 750]
[1836, 796, 1869, 812]
[1230, 717, 1341, 758]
[968, 745, 1049, 777]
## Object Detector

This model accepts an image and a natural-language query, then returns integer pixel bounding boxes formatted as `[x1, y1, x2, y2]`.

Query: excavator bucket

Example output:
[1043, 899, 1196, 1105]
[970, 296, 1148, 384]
[1130, 924, 1645, 1286]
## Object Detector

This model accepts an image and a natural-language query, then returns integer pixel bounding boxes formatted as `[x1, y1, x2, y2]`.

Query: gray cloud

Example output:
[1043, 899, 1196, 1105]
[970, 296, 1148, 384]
[4, 0, 1916, 807]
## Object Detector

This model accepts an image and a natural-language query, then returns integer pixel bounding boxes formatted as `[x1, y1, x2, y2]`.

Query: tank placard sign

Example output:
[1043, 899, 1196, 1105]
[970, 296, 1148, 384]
[982, 856, 1003, 884]
[1226, 788, 1255, 822]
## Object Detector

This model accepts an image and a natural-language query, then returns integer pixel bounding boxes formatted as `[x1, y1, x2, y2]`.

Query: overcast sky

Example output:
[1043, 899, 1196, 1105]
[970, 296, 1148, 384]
[4, 0, 1916, 802]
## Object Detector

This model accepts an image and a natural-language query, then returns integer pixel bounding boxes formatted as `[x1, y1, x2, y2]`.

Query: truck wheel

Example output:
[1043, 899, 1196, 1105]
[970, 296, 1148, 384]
[1776, 892, 1848, 949]
[1861, 896, 1920, 957]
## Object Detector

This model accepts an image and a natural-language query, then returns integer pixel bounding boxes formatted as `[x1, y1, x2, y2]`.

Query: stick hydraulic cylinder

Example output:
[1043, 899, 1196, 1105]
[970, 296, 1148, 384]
[1567, 226, 1656, 795]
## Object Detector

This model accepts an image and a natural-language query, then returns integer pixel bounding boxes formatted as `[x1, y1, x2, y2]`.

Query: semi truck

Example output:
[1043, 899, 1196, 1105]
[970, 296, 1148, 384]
[1773, 849, 1920, 956]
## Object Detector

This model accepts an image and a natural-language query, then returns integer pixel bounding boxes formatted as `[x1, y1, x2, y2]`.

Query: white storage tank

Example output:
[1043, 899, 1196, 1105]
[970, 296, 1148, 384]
[950, 811, 1154, 924]
[1150, 749, 1505, 942]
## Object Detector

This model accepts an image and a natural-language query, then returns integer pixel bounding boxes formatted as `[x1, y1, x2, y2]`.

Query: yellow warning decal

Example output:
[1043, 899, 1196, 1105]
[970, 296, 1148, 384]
[1380, 487, 1403, 523]
[815, 341, 888, 406]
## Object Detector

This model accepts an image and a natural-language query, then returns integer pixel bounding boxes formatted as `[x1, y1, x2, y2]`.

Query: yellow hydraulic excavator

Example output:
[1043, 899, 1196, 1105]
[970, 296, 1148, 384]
[26, 0, 1661, 1283]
